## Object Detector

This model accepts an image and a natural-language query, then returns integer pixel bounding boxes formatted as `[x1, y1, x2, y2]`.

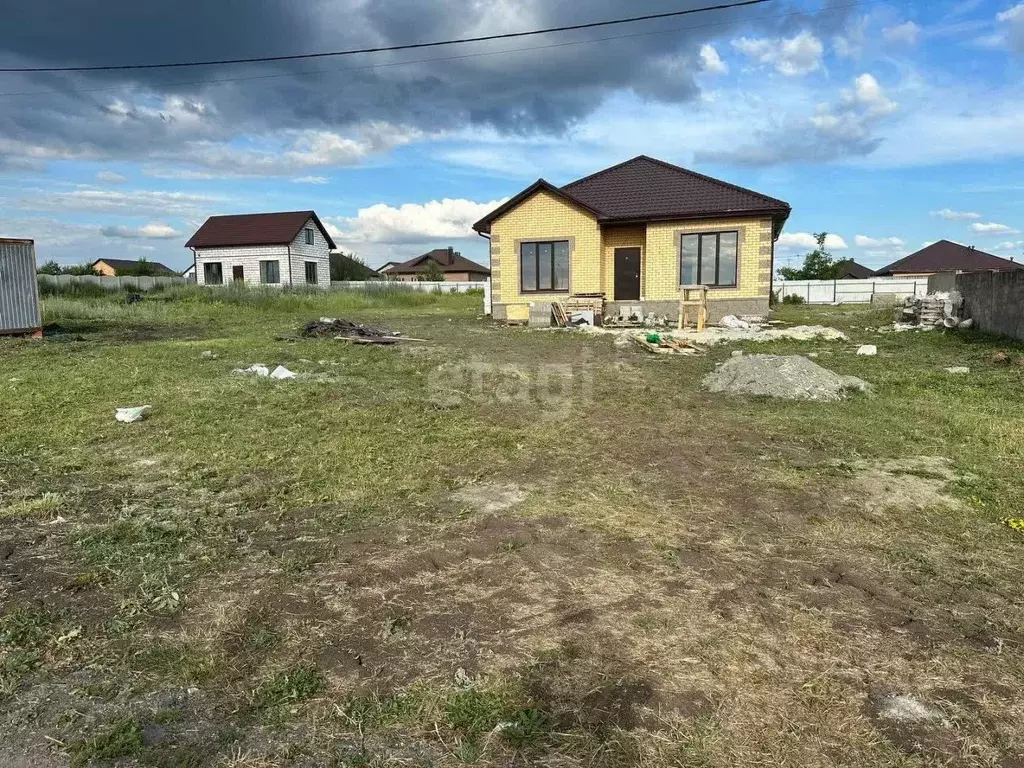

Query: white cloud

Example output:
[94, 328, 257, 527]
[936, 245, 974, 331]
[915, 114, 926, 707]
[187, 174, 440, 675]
[103, 96, 211, 127]
[101, 222, 181, 239]
[883, 21, 921, 45]
[834, 16, 867, 57]
[732, 31, 824, 76]
[96, 171, 127, 184]
[699, 44, 728, 75]
[805, 74, 897, 145]
[328, 197, 508, 246]
[854, 234, 906, 248]
[150, 123, 422, 178]
[997, 3, 1024, 53]
[842, 74, 899, 117]
[931, 208, 982, 220]
[776, 232, 849, 251]
[17, 187, 219, 217]
[970, 221, 1020, 234]
[991, 240, 1024, 251]
[292, 176, 329, 184]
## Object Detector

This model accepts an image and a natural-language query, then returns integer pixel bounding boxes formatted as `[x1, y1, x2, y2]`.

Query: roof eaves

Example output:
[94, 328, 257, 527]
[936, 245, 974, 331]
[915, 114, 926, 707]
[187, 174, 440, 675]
[600, 205, 791, 227]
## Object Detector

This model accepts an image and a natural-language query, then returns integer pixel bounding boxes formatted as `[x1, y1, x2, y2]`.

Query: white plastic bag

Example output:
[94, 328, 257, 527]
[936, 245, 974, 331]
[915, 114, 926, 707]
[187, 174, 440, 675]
[115, 405, 151, 423]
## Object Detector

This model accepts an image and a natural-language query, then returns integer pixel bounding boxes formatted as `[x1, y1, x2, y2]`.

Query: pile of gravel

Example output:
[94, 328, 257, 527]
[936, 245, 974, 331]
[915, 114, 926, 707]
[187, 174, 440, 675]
[704, 354, 870, 401]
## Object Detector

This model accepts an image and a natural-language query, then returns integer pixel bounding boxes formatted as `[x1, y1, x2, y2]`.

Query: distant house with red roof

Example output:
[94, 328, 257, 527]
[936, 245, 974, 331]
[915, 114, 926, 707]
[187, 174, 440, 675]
[387, 247, 490, 282]
[874, 240, 1022, 277]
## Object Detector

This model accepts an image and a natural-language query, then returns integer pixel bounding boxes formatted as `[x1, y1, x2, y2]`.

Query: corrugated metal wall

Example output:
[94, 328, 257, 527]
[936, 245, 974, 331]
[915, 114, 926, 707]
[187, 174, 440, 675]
[0, 239, 42, 333]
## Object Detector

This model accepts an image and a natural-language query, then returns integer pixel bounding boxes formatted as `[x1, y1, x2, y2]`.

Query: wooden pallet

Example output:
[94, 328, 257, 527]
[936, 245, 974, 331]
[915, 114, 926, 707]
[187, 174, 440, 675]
[551, 301, 570, 327]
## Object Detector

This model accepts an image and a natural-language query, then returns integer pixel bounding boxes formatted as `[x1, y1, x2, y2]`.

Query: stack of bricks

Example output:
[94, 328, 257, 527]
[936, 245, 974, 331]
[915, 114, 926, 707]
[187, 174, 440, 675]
[900, 293, 962, 327]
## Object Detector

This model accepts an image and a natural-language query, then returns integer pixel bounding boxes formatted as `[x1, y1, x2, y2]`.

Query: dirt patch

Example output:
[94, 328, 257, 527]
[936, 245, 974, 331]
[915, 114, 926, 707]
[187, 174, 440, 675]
[844, 456, 962, 511]
[866, 688, 961, 760]
[451, 483, 527, 514]
[188, 513, 672, 694]
[519, 640, 708, 731]
[704, 354, 870, 401]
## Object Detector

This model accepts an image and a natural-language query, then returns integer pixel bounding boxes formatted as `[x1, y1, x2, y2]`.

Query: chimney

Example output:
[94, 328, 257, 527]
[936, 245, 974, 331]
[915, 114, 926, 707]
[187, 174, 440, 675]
[446, 246, 455, 265]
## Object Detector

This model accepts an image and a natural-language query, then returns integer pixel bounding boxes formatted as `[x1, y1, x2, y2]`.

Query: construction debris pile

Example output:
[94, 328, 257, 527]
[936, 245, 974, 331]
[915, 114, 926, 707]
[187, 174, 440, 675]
[704, 354, 871, 401]
[898, 293, 973, 330]
[631, 333, 705, 356]
[301, 317, 407, 345]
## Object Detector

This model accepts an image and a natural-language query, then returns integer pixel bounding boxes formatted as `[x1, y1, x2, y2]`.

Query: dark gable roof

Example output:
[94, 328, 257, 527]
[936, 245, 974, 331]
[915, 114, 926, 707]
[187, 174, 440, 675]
[473, 156, 791, 234]
[185, 210, 336, 250]
[834, 259, 874, 279]
[91, 258, 177, 275]
[874, 240, 1023, 276]
[390, 247, 490, 275]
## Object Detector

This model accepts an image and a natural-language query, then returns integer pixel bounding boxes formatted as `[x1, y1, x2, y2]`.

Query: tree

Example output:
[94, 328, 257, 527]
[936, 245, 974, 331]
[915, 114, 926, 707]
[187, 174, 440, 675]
[420, 258, 446, 282]
[777, 232, 841, 280]
[329, 251, 377, 281]
[37, 260, 63, 275]
[65, 263, 97, 276]
[116, 258, 158, 276]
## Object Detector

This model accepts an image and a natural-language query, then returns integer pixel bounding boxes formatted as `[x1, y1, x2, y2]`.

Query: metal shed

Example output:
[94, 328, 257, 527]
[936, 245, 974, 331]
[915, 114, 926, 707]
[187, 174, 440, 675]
[0, 238, 42, 336]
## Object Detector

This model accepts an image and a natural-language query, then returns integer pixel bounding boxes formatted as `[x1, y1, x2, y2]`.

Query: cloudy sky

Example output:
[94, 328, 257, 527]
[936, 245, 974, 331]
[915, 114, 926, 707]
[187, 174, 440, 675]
[1, 0, 1022, 272]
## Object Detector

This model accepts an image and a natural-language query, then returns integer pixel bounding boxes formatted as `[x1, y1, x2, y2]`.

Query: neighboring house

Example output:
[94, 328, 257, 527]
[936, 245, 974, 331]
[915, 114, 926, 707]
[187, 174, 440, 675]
[377, 261, 400, 274]
[185, 210, 334, 288]
[874, 240, 1023, 277]
[387, 247, 491, 282]
[472, 155, 791, 323]
[91, 258, 178, 277]
[833, 259, 874, 279]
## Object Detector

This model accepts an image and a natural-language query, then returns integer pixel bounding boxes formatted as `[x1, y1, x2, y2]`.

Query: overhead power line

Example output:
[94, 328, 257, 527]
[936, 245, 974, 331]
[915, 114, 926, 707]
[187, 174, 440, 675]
[0, 0, 889, 99]
[0, 0, 772, 73]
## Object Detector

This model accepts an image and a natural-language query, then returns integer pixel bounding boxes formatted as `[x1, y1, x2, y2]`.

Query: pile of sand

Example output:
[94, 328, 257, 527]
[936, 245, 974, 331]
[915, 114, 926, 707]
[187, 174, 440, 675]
[704, 354, 870, 401]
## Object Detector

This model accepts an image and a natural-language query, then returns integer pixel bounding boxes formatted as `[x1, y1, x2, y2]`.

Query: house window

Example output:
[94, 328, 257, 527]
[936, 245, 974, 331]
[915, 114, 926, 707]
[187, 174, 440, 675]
[304, 261, 318, 284]
[680, 231, 738, 288]
[203, 262, 223, 285]
[259, 260, 280, 284]
[304, 228, 314, 246]
[520, 240, 570, 293]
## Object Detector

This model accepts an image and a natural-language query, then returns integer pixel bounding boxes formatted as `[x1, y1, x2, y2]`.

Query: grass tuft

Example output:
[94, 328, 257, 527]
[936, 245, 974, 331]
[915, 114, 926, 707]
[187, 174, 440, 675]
[253, 666, 326, 710]
[68, 718, 144, 767]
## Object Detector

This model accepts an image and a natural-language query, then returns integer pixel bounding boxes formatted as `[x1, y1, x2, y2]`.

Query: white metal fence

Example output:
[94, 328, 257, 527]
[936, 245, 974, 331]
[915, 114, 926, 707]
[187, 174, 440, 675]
[774, 278, 929, 304]
[329, 280, 484, 294]
[38, 274, 188, 290]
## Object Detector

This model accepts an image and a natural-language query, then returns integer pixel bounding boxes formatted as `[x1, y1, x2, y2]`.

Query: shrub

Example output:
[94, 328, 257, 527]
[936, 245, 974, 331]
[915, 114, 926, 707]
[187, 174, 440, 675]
[782, 293, 806, 305]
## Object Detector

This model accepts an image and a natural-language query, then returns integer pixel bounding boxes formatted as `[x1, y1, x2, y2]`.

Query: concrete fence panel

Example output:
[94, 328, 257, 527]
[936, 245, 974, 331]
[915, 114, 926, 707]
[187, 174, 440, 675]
[954, 270, 1024, 341]
[774, 278, 928, 304]
[37, 274, 187, 290]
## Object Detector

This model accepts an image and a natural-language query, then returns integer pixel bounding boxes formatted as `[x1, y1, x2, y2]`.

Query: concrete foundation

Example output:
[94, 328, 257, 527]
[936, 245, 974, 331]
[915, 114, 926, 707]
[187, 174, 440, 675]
[605, 298, 769, 324]
[491, 296, 770, 326]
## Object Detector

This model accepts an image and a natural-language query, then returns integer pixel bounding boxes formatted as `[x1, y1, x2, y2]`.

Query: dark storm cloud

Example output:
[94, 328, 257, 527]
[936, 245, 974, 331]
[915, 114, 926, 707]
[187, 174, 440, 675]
[0, 0, 852, 171]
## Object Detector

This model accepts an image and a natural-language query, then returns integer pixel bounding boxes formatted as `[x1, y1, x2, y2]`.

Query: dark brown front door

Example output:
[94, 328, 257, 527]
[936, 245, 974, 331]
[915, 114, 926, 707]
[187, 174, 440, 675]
[232, 265, 244, 283]
[614, 248, 641, 300]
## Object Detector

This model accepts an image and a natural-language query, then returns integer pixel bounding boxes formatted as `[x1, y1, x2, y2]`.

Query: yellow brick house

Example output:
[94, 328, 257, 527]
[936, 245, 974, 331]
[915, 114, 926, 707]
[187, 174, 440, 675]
[472, 156, 791, 324]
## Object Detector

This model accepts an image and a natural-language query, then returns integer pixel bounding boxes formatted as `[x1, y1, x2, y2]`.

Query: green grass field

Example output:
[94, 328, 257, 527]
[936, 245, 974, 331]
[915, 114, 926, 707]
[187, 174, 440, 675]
[1, 286, 1022, 767]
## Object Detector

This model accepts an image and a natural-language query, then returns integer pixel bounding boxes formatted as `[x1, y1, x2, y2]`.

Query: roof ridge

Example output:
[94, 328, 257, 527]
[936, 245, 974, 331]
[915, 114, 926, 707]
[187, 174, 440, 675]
[563, 155, 790, 209]
[560, 155, 649, 191]
[205, 209, 315, 219]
